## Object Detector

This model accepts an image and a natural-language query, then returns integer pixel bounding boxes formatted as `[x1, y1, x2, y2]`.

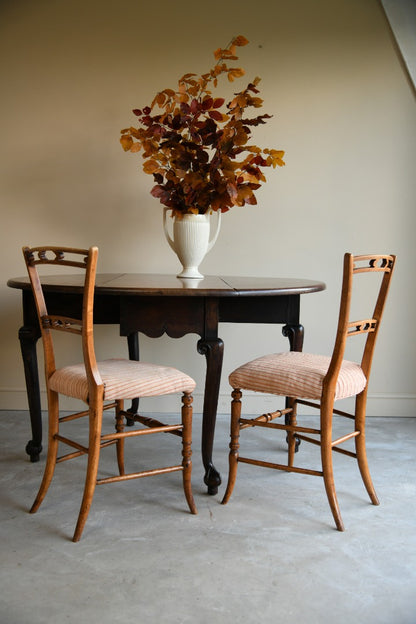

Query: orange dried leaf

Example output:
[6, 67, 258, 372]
[187, 85, 198, 96]
[251, 97, 263, 108]
[233, 35, 249, 47]
[120, 135, 133, 151]
[227, 68, 245, 82]
[143, 159, 160, 174]
[265, 149, 286, 167]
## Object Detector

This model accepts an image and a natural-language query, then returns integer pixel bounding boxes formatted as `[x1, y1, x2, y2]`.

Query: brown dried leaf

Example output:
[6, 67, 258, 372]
[208, 110, 223, 121]
[156, 92, 166, 107]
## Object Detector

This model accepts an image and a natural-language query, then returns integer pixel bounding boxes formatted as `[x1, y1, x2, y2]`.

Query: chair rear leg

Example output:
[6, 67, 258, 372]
[181, 393, 197, 514]
[72, 401, 103, 542]
[30, 390, 60, 513]
[321, 402, 344, 531]
[221, 389, 242, 505]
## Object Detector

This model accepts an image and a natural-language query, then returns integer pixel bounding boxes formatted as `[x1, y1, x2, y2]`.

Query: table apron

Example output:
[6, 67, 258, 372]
[119, 296, 206, 339]
[219, 294, 300, 325]
[25, 292, 301, 336]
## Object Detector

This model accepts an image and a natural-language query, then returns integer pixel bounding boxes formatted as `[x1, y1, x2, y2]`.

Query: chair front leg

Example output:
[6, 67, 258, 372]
[181, 392, 197, 515]
[320, 397, 344, 531]
[30, 389, 60, 513]
[221, 389, 242, 505]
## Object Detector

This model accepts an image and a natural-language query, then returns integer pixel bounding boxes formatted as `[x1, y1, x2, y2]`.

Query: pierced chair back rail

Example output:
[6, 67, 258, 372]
[97, 465, 184, 485]
[353, 254, 395, 273]
[347, 318, 377, 337]
[42, 315, 83, 335]
[25, 246, 90, 269]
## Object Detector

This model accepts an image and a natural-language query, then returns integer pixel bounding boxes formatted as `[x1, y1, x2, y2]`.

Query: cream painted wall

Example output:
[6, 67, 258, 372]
[1, 0, 415, 417]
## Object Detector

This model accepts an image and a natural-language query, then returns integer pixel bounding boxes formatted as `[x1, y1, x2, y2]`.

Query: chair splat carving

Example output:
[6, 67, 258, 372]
[24, 246, 89, 268]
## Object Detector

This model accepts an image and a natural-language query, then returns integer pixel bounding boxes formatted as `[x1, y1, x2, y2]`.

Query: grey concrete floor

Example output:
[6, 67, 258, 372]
[1, 411, 415, 624]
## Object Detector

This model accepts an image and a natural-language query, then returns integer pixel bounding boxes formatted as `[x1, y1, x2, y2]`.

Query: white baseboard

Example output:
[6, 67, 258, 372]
[0, 388, 415, 418]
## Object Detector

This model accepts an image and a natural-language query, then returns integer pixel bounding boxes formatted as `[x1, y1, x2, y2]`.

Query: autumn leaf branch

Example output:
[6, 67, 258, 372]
[120, 36, 285, 217]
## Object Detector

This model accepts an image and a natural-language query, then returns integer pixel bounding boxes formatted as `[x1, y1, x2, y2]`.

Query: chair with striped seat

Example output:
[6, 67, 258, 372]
[222, 253, 396, 531]
[23, 245, 197, 542]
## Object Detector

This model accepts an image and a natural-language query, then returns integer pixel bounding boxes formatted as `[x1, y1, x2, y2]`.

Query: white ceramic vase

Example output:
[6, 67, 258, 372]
[163, 208, 221, 279]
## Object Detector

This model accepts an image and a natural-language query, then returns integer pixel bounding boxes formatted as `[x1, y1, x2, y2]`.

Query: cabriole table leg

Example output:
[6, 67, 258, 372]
[19, 326, 43, 462]
[197, 337, 224, 495]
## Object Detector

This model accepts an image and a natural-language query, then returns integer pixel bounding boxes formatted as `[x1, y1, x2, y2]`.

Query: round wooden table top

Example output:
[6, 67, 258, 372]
[8, 273, 326, 298]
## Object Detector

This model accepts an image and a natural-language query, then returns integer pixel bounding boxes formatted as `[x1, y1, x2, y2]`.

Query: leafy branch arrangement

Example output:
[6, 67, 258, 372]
[120, 36, 285, 218]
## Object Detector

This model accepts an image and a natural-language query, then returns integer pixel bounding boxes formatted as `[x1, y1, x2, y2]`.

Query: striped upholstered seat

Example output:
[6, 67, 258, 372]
[50, 359, 196, 402]
[229, 351, 367, 401]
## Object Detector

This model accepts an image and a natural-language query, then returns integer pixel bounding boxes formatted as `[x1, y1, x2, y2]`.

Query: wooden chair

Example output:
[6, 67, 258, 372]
[222, 253, 396, 531]
[23, 245, 197, 542]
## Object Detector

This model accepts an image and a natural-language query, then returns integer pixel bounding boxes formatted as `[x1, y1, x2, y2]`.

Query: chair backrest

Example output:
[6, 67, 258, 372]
[324, 253, 396, 397]
[22, 246, 102, 393]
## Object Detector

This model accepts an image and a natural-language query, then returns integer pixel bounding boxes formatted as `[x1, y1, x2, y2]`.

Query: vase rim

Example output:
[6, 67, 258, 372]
[176, 212, 210, 221]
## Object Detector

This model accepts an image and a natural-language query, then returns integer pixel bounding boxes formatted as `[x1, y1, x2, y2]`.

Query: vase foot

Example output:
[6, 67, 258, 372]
[177, 268, 204, 279]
